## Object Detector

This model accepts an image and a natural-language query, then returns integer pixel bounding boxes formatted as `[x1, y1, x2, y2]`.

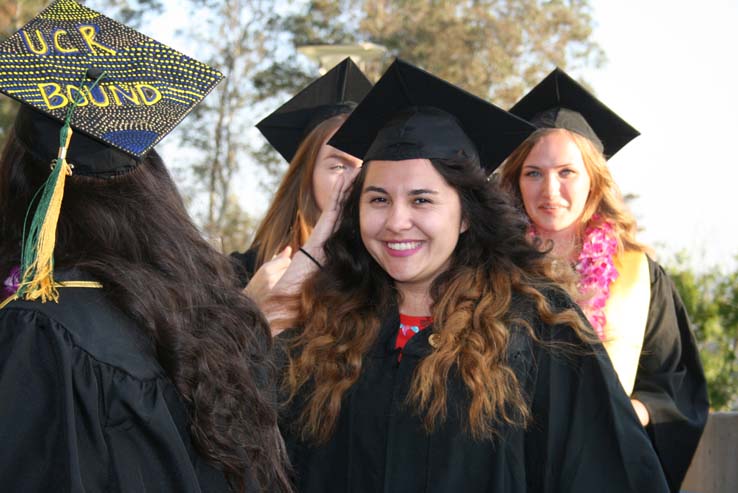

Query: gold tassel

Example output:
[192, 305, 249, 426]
[18, 129, 74, 303]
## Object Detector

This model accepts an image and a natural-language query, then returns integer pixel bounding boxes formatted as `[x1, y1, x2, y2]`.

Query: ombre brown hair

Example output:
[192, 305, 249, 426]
[283, 154, 591, 444]
[497, 127, 647, 254]
[251, 114, 349, 269]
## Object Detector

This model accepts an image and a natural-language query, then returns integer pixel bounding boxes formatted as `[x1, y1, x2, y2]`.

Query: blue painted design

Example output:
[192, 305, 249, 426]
[102, 129, 158, 155]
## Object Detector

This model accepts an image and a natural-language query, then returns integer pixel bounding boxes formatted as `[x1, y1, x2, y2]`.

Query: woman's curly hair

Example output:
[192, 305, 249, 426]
[284, 153, 591, 443]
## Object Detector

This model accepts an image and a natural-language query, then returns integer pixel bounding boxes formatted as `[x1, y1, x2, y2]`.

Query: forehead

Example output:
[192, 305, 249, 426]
[320, 143, 361, 162]
[363, 158, 445, 185]
[523, 130, 585, 168]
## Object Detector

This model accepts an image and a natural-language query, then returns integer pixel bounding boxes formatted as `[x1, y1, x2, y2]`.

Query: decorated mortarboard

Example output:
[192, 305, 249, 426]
[0, 0, 223, 169]
[328, 59, 535, 173]
[256, 57, 372, 163]
[509, 67, 639, 158]
[0, 0, 223, 305]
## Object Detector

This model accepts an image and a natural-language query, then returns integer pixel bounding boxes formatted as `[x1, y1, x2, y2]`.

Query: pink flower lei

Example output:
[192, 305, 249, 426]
[528, 216, 619, 340]
[574, 217, 619, 340]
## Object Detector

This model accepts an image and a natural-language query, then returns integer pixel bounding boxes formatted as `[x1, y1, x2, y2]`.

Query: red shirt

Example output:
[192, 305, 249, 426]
[395, 314, 433, 358]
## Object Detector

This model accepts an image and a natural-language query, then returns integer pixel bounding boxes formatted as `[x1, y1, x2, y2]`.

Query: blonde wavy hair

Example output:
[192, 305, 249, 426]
[496, 128, 647, 254]
[251, 114, 349, 269]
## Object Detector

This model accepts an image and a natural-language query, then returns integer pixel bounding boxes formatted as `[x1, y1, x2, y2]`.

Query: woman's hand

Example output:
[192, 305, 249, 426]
[265, 169, 358, 336]
[274, 169, 356, 294]
[630, 398, 650, 427]
[301, 169, 357, 262]
[243, 246, 292, 306]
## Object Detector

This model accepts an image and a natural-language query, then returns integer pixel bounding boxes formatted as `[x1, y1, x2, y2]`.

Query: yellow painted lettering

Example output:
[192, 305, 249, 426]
[77, 25, 117, 56]
[53, 30, 78, 54]
[66, 85, 89, 107]
[21, 29, 49, 55]
[135, 84, 162, 105]
[85, 86, 110, 107]
[109, 84, 140, 106]
[38, 83, 68, 110]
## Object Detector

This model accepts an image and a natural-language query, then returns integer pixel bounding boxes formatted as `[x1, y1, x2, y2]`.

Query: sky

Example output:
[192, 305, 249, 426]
[584, 0, 738, 271]
[153, 0, 738, 272]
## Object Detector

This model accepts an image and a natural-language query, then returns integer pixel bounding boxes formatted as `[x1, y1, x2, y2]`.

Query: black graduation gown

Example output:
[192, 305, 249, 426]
[279, 291, 670, 493]
[630, 258, 709, 492]
[0, 275, 232, 492]
[230, 247, 258, 287]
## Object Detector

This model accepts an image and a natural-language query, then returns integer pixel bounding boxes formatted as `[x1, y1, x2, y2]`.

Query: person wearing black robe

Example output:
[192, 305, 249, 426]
[0, 274, 235, 491]
[633, 259, 707, 491]
[275, 60, 670, 493]
[497, 67, 708, 492]
[230, 58, 371, 288]
[0, 1, 290, 490]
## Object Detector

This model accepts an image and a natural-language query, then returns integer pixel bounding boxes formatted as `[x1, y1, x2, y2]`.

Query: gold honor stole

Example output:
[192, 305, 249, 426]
[602, 251, 651, 395]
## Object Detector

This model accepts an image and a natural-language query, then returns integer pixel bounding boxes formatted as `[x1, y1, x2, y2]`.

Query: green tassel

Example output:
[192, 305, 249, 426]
[16, 70, 107, 301]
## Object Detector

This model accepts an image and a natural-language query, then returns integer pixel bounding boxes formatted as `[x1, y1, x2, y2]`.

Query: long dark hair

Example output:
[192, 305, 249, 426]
[285, 154, 588, 443]
[0, 130, 291, 492]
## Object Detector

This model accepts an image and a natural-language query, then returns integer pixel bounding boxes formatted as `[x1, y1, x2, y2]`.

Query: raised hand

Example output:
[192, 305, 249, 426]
[243, 246, 292, 306]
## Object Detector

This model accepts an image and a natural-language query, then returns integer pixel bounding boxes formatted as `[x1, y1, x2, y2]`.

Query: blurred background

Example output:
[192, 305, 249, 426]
[2, 0, 737, 410]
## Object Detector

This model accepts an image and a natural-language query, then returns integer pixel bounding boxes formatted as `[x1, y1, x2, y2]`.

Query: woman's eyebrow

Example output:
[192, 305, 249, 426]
[363, 185, 387, 194]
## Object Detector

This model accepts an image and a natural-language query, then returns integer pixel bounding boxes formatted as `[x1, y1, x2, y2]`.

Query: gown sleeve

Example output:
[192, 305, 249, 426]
[525, 292, 670, 493]
[230, 247, 258, 287]
[0, 305, 231, 492]
[630, 259, 709, 492]
[0, 308, 82, 491]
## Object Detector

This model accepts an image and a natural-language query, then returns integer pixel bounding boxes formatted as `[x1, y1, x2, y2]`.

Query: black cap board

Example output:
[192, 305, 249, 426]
[328, 59, 535, 172]
[509, 67, 639, 158]
[256, 57, 372, 163]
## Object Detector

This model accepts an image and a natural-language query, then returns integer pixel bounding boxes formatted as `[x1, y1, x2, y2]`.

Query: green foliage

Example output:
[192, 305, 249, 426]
[667, 253, 738, 410]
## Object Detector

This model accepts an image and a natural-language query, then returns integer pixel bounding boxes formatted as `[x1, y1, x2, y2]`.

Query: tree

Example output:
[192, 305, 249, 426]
[1, 0, 606, 250]
[0, 0, 48, 143]
[169, 0, 286, 250]
[256, 0, 605, 108]
[667, 254, 738, 410]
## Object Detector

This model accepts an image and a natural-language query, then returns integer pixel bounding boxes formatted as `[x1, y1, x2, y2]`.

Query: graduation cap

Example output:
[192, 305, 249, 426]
[509, 68, 639, 158]
[327, 59, 535, 173]
[0, 0, 223, 169]
[256, 57, 372, 163]
[0, 0, 223, 304]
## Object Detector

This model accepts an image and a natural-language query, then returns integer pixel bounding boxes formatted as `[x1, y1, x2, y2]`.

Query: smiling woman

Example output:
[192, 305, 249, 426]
[517, 129, 592, 256]
[360, 158, 466, 310]
[498, 67, 708, 492]
[275, 59, 670, 493]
